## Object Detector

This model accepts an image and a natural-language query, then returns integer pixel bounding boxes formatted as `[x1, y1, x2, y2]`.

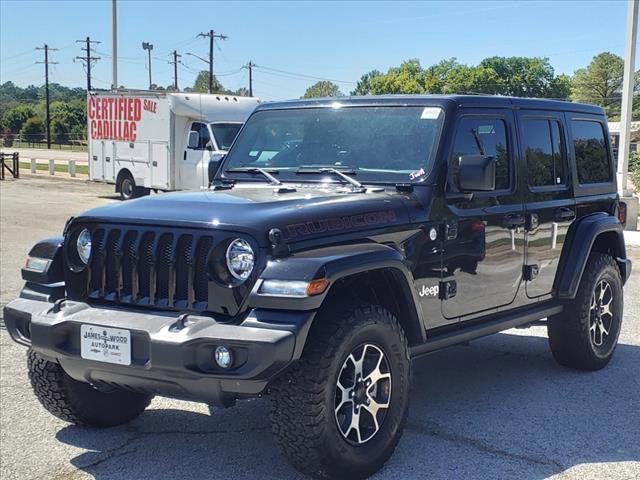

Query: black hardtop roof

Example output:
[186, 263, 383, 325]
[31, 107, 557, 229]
[256, 94, 605, 116]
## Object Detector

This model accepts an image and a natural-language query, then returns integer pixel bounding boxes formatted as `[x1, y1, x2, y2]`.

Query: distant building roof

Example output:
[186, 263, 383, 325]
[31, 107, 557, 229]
[607, 121, 640, 134]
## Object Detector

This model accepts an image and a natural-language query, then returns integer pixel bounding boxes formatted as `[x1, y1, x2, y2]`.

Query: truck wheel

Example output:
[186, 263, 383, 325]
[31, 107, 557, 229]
[118, 173, 136, 201]
[548, 253, 623, 371]
[270, 304, 411, 479]
[27, 350, 152, 427]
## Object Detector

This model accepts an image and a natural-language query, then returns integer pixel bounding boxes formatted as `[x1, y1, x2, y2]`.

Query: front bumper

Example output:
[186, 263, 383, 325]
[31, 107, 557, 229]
[3, 298, 315, 407]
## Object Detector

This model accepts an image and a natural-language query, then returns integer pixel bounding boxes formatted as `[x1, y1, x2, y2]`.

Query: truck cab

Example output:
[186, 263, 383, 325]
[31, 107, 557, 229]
[182, 121, 243, 190]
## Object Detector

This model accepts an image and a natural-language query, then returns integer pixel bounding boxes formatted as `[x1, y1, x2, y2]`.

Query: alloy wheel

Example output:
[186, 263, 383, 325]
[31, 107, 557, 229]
[334, 343, 392, 445]
[589, 280, 614, 347]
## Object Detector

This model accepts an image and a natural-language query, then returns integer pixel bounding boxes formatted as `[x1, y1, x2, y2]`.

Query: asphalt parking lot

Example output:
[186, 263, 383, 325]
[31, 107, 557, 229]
[1, 176, 639, 480]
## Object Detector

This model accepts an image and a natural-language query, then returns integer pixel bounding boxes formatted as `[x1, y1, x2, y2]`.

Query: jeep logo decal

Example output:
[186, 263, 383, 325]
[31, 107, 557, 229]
[418, 284, 439, 298]
[286, 210, 398, 238]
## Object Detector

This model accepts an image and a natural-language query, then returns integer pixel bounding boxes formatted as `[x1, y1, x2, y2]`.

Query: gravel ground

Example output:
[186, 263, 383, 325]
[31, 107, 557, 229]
[1, 176, 639, 480]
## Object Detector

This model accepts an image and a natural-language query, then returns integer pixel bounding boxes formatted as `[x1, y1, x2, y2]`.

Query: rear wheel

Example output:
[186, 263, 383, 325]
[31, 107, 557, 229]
[270, 304, 411, 479]
[117, 173, 136, 201]
[28, 350, 152, 427]
[548, 253, 623, 371]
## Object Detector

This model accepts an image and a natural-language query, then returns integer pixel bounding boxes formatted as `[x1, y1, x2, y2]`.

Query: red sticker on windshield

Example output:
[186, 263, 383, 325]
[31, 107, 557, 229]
[409, 168, 425, 180]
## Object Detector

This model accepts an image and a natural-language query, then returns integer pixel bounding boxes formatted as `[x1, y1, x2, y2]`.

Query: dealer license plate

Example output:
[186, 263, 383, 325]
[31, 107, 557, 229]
[80, 324, 131, 366]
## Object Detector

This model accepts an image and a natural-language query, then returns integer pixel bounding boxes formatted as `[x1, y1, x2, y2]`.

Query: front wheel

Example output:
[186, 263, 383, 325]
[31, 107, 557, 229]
[548, 253, 623, 371]
[270, 304, 411, 479]
[28, 350, 152, 427]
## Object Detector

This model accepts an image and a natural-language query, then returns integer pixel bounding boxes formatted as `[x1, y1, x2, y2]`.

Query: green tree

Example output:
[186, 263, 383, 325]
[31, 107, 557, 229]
[19, 116, 45, 142]
[302, 80, 343, 98]
[479, 56, 571, 98]
[571, 52, 626, 119]
[441, 64, 501, 94]
[189, 71, 228, 93]
[2, 104, 36, 133]
[351, 70, 382, 95]
[49, 99, 86, 143]
[368, 59, 427, 94]
[234, 87, 249, 97]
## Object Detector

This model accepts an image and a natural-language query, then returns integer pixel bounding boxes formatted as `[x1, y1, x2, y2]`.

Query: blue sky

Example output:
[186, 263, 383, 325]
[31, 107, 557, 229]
[1, 0, 638, 100]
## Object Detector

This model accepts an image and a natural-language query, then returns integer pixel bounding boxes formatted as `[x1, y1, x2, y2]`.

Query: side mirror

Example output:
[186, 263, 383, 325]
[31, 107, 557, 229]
[187, 131, 199, 149]
[458, 155, 496, 192]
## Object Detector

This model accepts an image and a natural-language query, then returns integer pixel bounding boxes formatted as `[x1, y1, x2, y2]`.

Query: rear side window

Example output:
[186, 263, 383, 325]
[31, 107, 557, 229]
[523, 119, 565, 187]
[450, 117, 510, 191]
[571, 120, 611, 184]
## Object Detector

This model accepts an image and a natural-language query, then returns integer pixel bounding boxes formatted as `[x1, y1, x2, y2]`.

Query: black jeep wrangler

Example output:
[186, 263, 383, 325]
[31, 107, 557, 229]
[4, 95, 632, 479]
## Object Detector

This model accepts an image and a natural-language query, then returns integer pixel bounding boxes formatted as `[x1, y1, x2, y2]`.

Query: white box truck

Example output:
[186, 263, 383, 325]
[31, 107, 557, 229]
[88, 90, 259, 199]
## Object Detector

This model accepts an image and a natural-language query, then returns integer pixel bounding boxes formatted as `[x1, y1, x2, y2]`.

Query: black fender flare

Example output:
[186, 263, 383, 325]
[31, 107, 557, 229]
[20, 236, 66, 303]
[21, 236, 65, 285]
[555, 213, 629, 300]
[248, 242, 425, 342]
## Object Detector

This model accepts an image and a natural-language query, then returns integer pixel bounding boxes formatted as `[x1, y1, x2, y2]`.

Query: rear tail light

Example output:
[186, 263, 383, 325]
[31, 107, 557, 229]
[618, 202, 627, 226]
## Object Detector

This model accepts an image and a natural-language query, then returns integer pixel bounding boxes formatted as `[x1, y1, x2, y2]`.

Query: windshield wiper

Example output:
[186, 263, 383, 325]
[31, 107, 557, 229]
[225, 167, 281, 185]
[296, 167, 363, 190]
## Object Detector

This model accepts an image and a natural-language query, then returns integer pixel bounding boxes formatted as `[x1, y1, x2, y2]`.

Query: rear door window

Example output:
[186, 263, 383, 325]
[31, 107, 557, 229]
[523, 119, 565, 187]
[571, 120, 611, 184]
[450, 117, 510, 191]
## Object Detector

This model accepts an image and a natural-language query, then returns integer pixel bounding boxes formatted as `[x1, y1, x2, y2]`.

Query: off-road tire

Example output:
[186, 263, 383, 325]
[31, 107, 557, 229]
[270, 304, 411, 479]
[548, 253, 623, 371]
[27, 350, 152, 427]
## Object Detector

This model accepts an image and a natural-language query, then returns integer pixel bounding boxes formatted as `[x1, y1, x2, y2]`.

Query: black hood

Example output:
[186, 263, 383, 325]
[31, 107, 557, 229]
[76, 183, 425, 246]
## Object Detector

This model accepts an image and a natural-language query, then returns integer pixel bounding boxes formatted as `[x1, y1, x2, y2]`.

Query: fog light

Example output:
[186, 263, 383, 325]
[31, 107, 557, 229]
[214, 346, 233, 369]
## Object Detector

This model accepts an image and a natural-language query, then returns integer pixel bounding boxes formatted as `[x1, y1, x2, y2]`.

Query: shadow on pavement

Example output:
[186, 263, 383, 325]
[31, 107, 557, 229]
[56, 331, 640, 479]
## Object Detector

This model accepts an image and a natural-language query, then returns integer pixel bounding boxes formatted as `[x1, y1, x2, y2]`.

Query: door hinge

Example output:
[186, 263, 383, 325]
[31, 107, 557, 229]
[523, 264, 539, 281]
[439, 280, 457, 300]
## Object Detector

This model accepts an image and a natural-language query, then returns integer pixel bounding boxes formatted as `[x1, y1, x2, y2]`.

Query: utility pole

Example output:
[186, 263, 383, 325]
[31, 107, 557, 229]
[247, 60, 254, 97]
[169, 50, 181, 90]
[618, 0, 639, 201]
[75, 37, 101, 91]
[112, 0, 118, 89]
[142, 42, 154, 89]
[36, 44, 58, 149]
[197, 29, 227, 93]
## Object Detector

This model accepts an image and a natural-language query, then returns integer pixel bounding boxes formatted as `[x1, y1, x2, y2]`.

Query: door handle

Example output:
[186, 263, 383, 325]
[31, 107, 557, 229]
[554, 207, 576, 222]
[502, 213, 526, 229]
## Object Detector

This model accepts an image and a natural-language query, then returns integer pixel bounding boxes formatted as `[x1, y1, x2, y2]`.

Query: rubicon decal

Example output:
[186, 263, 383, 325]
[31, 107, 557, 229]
[287, 210, 397, 238]
[87, 97, 156, 142]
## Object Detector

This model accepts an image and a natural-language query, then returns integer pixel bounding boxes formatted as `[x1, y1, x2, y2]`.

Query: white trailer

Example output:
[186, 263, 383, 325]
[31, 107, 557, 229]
[87, 90, 259, 199]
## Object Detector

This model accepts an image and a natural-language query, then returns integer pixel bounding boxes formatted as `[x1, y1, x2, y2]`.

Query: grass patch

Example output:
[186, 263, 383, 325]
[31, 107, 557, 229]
[19, 162, 89, 175]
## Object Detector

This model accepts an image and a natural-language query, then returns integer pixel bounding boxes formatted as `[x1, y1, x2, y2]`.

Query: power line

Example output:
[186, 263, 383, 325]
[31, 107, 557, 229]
[254, 64, 356, 84]
[197, 29, 227, 93]
[35, 44, 58, 149]
[74, 37, 100, 91]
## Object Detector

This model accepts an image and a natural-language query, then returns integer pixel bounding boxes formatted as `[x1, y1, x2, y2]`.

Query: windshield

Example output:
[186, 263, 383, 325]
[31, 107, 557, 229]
[221, 106, 444, 183]
[210, 123, 243, 151]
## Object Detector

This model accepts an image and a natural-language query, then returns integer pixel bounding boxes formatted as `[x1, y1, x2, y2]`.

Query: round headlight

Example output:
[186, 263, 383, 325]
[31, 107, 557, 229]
[226, 238, 254, 281]
[76, 229, 92, 265]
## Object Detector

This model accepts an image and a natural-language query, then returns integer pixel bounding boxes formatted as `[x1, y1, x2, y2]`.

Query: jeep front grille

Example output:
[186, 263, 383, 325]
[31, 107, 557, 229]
[67, 225, 218, 312]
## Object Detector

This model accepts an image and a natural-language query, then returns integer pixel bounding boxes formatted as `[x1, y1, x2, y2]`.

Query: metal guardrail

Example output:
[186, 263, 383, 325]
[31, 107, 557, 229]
[0, 152, 19, 180]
